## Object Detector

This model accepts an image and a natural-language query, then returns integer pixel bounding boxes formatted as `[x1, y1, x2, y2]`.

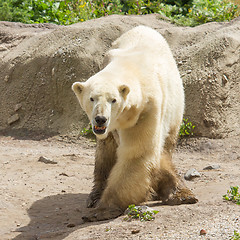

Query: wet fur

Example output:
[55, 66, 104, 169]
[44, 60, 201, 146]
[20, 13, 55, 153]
[72, 26, 198, 222]
[87, 126, 197, 212]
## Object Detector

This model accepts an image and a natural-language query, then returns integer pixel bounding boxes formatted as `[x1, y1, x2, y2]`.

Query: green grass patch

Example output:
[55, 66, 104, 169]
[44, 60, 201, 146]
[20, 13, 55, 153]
[223, 186, 240, 205]
[231, 231, 240, 240]
[124, 204, 159, 222]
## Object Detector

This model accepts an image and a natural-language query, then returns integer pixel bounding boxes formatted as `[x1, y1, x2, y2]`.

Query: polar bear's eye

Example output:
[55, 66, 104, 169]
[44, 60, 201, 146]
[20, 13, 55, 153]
[112, 99, 116, 103]
[90, 97, 94, 102]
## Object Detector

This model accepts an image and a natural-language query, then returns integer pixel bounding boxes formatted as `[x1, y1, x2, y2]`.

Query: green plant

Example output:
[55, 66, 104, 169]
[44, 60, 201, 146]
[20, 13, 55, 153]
[105, 227, 111, 232]
[80, 123, 93, 136]
[223, 186, 240, 205]
[230, 230, 240, 240]
[179, 118, 195, 137]
[0, 0, 32, 22]
[0, 0, 93, 24]
[1, 0, 239, 26]
[185, 0, 238, 26]
[124, 204, 159, 222]
[28, 0, 92, 25]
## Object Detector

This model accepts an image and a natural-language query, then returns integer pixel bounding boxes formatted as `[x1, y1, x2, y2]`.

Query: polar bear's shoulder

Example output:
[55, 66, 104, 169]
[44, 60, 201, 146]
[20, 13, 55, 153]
[112, 25, 167, 50]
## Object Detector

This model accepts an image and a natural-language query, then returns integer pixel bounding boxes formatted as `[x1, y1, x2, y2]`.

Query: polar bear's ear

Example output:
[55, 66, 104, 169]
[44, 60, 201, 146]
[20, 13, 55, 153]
[119, 85, 130, 99]
[72, 82, 84, 95]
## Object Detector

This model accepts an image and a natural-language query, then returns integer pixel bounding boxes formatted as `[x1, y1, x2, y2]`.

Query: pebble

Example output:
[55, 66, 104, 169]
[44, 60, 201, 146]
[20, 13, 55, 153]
[200, 229, 207, 235]
[59, 172, 69, 177]
[38, 156, 58, 164]
[7, 113, 20, 125]
[67, 223, 75, 228]
[14, 103, 22, 111]
[131, 229, 140, 234]
[203, 164, 221, 170]
[184, 168, 201, 180]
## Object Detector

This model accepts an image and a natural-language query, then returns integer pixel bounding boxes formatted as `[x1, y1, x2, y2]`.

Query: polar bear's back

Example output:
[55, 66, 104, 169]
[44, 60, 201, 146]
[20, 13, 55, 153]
[109, 26, 179, 83]
[110, 26, 184, 146]
[112, 25, 172, 57]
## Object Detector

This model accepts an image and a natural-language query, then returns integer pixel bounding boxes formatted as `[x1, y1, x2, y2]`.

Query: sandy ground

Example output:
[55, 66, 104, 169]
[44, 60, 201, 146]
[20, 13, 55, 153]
[0, 135, 239, 240]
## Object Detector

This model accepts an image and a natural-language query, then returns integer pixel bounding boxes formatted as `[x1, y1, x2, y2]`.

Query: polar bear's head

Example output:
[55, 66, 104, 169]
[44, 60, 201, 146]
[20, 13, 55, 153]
[72, 76, 129, 139]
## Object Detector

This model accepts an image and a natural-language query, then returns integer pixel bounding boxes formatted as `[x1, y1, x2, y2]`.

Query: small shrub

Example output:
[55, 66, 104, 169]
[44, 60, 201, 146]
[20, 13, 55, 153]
[231, 230, 240, 240]
[223, 186, 240, 205]
[124, 204, 159, 222]
[80, 123, 94, 137]
[185, 0, 239, 26]
[179, 118, 195, 137]
[0, 0, 31, 22]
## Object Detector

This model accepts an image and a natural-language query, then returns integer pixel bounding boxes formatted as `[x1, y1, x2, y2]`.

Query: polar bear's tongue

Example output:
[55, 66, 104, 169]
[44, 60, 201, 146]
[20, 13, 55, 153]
[93, 125, 106, 134]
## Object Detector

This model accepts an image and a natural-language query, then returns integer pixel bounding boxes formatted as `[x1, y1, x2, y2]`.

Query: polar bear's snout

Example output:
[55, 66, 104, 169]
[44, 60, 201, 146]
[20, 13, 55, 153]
[95, 116, 107, 125]
[93, 116, 108, 135]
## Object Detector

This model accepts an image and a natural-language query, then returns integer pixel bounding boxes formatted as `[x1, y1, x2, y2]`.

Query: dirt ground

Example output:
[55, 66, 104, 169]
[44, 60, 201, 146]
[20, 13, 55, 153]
[0, 135, 239, 240]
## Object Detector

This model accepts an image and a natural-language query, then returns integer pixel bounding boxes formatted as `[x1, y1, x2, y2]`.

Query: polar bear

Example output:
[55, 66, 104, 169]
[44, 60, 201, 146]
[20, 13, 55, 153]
[72, 26, 197, 222]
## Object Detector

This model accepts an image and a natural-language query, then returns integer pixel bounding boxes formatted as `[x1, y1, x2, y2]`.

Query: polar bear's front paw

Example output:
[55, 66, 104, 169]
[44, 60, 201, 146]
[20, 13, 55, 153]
[82, 207, 123, 222]
[163, 188, 198, 205]
[86, 191, 101, 208]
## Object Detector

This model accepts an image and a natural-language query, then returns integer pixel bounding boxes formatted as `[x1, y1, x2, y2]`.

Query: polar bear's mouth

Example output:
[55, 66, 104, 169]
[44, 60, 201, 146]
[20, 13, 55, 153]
[93, 125, 107, 135]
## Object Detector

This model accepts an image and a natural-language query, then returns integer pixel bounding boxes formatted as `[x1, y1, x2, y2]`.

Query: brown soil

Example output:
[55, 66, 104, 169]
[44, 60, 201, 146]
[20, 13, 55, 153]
[1, 135, 239, 240]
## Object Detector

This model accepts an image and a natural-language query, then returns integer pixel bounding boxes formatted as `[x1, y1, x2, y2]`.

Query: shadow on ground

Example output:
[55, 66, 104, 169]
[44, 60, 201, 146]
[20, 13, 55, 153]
[13, 193, 110, 240]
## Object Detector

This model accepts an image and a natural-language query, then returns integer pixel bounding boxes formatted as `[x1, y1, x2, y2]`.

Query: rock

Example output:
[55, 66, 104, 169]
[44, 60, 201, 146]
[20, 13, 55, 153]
[7, 113, 20, 125]
[199, 141, 218, 152]
[131, 229, 140, 234]
[0, 45, 8, 51]
[4, 76, 9, 82]
[59, 172, 69, 177]
[200, 229, 207, 235]
[184, 168, 201, 180]
[14, 103, 22, 111]
[67, 223, 75, 228]
[38, 156, 57, 164]
[203, 164, 221, 170]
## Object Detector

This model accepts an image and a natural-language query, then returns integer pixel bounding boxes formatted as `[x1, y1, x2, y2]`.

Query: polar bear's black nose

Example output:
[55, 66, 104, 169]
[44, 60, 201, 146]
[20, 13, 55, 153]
[95, 116, 107, 125]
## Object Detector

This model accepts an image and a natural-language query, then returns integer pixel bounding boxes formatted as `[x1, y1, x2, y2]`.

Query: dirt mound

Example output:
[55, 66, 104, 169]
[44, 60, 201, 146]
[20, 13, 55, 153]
[0, 15, 239, 138]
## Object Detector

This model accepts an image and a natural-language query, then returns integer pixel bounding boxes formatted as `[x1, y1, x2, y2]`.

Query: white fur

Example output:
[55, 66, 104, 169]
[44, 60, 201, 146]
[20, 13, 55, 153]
[72, 26, 184, 209]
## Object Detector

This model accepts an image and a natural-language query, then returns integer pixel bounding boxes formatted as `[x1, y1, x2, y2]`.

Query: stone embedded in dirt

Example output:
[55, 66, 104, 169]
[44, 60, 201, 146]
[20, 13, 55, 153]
[14, 103, 22, 112]
[4, 75, 9, 82]
[184, 168, 201, 180]
[200, 229, 207, 235]
[131, 229, 140, 234]
[0, 45, 8, 51]
[38, 156, 57, 164]
[7, 113, 20, 125]
[59, 172, 69, 177]
[203, 164, 221, 170]
[67, 223, 75, 228]
[199, 141, 217, 152]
